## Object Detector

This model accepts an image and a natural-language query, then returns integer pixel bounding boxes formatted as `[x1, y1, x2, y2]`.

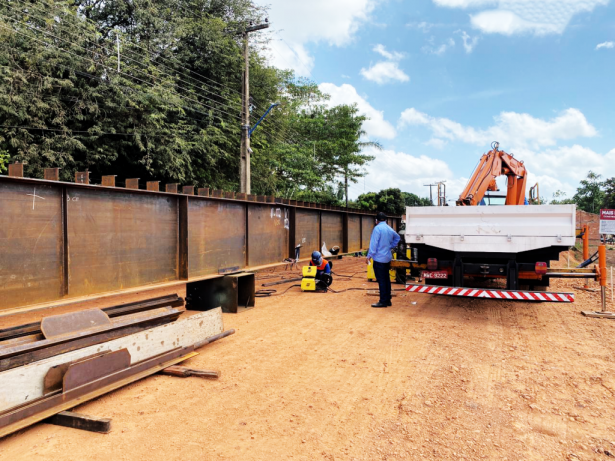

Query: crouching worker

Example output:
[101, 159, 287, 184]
[307, 251, 333, 290]
[310, 251, 331, 278]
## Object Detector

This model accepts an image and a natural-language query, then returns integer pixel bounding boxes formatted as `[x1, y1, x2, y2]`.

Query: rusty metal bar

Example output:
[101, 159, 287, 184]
[179, 196, 189, 280]
[247, 194, 256, 202]
[236, 192, 246, 200]
[146, 181, 159, 192]
[44, 168, 60, 181]
[166, 184, 179, 194]
[211, 189, 222, 198]
[125, 178, 139, 190]
[198, 188, 209, 197]
[224, 191, 235, 199]
[101, 176, 116, 187]
[182, 186, 195, 195]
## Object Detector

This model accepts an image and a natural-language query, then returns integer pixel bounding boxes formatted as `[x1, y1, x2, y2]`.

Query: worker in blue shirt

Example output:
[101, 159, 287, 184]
[366, 212, 400, 308]
[309, 251, 331, 278]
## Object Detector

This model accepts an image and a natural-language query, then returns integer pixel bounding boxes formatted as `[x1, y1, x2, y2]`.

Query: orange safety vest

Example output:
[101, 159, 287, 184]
[309, 259, 329, 271]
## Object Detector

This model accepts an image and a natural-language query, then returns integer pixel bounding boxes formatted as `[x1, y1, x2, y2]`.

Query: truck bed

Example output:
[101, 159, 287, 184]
[405, 205, 576, 254]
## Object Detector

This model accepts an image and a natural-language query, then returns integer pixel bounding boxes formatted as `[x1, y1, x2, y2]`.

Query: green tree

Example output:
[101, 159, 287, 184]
[356, 192, 377, 211]
[402, 192, 431, 207]
[603, 178, 615, 209]
[0, 150, 9, 173]
[549, 190, 575, 205]
[573, 171, 605, 213]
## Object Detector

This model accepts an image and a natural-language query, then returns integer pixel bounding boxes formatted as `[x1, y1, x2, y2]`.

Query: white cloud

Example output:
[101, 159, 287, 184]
[319, 83, 397, 139]
[458, 30, 479, 52]
[423, 37, 456, 55]
[354, 146, 466, 200]
[398, 107, 597, 148]
[360, 62, 410, 84]
[373, 44, 404, 60]
[261, 0, 377, 75]
[432, 0, 610, 36]
[360, 45, 409, 84]
[596, 41, 615, 49]
[425, 138, 448, 149]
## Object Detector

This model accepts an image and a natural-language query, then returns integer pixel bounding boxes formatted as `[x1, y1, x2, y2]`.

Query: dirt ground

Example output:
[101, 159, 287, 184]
[0, 256, 614, 461]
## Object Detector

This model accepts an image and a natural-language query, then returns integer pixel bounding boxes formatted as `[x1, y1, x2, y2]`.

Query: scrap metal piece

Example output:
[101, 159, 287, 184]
[161, 366, 219, 379]
[63, 349, 131, 392]
[41, 309, 111, 339]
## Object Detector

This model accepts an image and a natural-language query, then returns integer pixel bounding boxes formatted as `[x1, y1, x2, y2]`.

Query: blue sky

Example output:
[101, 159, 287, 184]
[258, 0, 615, 203]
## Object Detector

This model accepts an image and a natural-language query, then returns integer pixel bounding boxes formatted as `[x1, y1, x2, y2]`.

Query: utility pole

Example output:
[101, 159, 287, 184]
[424, 183, 436, 205]
[240, 20, 269, 194]
[345, 170, 348, 208]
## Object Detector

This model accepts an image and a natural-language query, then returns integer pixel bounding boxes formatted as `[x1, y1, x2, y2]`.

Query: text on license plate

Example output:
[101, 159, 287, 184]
[422, 271, 448, 279]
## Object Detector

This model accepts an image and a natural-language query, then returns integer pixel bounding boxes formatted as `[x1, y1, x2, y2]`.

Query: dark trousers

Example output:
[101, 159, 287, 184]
[373, 261, 391, 305]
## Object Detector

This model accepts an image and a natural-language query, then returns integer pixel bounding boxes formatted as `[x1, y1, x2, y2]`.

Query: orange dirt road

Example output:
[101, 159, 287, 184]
[0, 257, 614, 461]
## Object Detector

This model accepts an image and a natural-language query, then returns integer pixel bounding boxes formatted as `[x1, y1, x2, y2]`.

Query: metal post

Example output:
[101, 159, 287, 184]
[240, 32, 250, 194]
[599, 244, 607, 312]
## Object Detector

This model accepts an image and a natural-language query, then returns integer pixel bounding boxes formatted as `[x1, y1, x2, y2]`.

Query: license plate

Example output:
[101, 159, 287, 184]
[422, 271, 448, 279]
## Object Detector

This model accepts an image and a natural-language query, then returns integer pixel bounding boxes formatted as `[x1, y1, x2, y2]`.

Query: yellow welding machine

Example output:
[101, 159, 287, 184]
[302, 265, 317, 277]
[301, 278, 317, 291]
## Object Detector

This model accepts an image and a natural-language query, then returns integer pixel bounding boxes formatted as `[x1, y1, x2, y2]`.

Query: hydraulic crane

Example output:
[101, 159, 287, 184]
[457, 142, 527, 206]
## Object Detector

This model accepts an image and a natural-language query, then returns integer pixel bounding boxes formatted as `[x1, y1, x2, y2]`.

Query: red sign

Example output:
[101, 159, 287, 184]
[600, 209, 615, 220]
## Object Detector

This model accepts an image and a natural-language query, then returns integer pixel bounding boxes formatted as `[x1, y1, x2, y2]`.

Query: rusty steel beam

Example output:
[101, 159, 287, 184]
[146, 181, 160, 192]
[0, 175, 386, 313]
[198, 187, 209, 197]
[182, 186, 195, 195]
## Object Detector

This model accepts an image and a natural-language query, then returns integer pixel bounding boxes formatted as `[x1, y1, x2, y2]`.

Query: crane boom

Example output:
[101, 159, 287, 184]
[457, 142, 527, 206]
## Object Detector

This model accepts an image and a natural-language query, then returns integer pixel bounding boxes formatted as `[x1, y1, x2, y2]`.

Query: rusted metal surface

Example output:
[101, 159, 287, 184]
[188, 200, 246, 277]
[321, 212, 343, 251]
[66, 188, 179, 297]
[63, 349, 132, 391]
[0, 347, 192, 438]
[247, 204, 289, 267]
[348, 214, 361, 252]
[41, 309, 110, 339]
[224, 191, 235, 199]
[125, 178, 139, 190]
[44, 168, 60, 181]
[361, 215, 375, 249]
[236, 192, 246, 200]
[101, 176, 116, 187]
[295, 210, 320, 255]
[75, 171, 89, 184]
[182, 186, 195, 195]
[146, 181, 159, 191]
[166, 184, 179, 193]
[0, 182, 64, 310]
[211, 189, 222, 198]
[198, 188, 209, 197]
[8, 163, 24, 177]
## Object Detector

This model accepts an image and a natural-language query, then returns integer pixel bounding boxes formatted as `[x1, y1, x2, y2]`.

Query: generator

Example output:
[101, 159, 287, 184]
[301, 265, 333, 292]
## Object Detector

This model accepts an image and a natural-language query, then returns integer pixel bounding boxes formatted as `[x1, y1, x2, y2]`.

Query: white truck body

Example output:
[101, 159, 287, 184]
[405, 205, 576, 254]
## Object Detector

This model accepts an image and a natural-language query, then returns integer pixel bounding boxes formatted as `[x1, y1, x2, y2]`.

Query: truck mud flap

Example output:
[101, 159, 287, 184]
[405, 284, 574, 303]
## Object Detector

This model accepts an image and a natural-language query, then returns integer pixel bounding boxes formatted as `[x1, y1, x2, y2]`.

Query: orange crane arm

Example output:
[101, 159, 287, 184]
[457, 143, 527, 206]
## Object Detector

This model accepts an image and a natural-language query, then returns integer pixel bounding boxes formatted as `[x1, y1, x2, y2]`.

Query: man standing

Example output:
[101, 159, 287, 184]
[366, 212, 400, 308]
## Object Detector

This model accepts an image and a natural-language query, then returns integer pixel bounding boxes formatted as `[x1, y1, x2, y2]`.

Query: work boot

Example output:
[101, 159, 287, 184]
[371, 302, 387, 308]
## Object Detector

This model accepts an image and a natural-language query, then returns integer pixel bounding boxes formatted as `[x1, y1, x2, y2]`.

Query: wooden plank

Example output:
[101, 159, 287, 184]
[0, 308, 180, 372]
[41, 309, 111, 339]
[581, 311, 615, 319]
[46, 411, 112, 434]
[0, 309, 223, 413]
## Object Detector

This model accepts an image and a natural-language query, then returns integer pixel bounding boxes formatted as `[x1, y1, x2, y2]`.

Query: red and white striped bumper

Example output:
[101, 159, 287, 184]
[405, 284, 575, 303]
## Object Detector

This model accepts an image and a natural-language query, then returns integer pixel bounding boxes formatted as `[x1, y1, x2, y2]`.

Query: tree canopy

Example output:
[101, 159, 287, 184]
[0, 0, 392, 205]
